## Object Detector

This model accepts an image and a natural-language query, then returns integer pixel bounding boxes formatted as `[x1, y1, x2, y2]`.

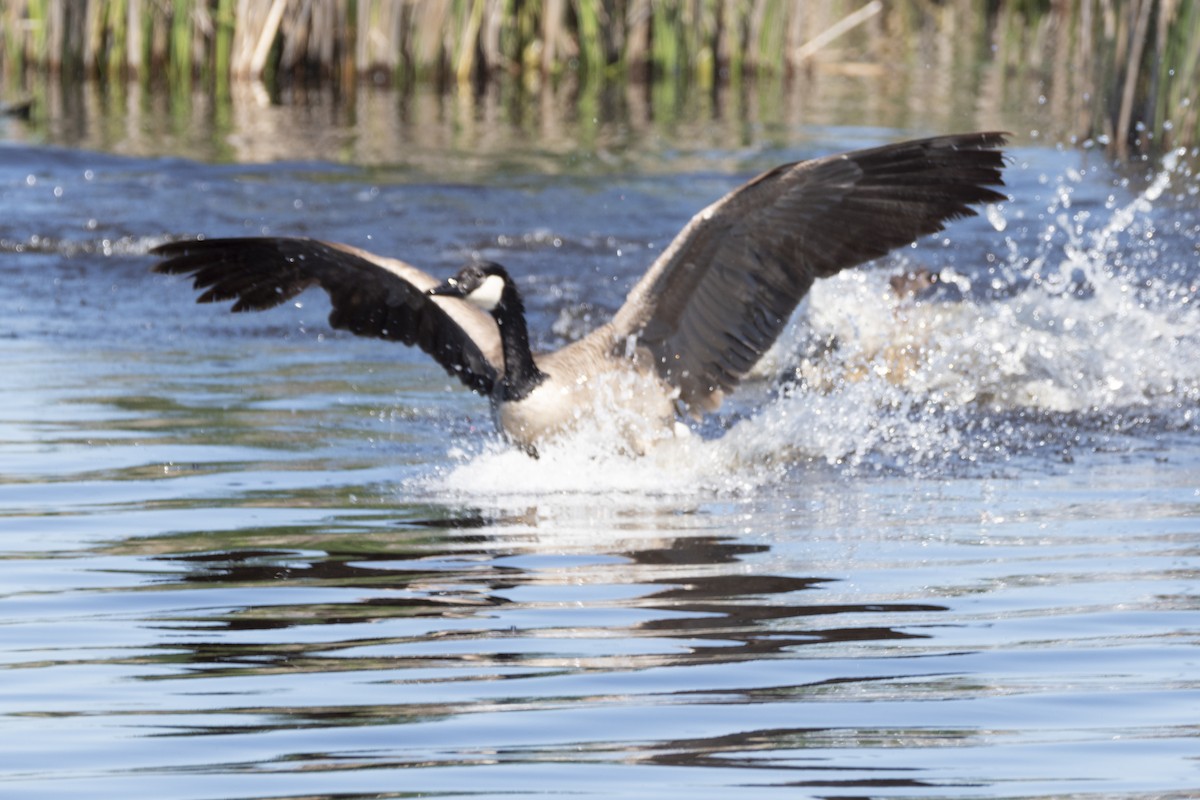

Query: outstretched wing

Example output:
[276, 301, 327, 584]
[152, 237, 503, 395]
[610, 132, 1008, 413]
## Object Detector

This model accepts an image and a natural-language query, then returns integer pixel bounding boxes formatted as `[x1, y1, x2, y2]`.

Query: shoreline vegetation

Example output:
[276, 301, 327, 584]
[1, 0, 1197, 160]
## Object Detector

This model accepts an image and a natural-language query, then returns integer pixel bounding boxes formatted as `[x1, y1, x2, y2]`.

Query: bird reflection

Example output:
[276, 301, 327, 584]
[134, 517, 946, 682]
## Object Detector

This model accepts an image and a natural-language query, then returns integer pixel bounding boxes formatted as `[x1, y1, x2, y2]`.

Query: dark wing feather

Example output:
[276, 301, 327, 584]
[611, 131, 1008, 413]
[151, 237, 503, 395]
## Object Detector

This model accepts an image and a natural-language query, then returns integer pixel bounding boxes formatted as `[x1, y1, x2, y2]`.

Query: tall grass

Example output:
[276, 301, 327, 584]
[1, 0, 1197, 157]
[990, 0, 1200, 157]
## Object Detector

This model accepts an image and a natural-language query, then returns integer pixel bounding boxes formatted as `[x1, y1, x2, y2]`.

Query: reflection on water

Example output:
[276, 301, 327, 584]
[5, 442, 1198, 798]
[2, 82, 1200, 798]
[3, 69, 1043, 174]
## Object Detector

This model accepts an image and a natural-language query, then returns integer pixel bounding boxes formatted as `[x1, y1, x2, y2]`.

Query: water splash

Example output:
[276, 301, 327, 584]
[759, 150, 1199, 465]
[425, 405, 791, 507]
[428, 151, 1200, 496]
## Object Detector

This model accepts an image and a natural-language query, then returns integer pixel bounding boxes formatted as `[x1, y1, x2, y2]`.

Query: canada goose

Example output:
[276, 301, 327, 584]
[152, 132, 1007, 454]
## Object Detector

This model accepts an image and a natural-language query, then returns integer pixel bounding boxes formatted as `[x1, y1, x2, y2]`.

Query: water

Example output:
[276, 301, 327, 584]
[2, 99, 1199, 799]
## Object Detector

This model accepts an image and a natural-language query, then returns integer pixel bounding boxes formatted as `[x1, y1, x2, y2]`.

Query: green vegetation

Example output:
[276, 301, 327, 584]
[1, 0, 1197, 158]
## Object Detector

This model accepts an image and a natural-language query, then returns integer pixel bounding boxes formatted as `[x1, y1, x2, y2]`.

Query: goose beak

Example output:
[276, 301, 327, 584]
[428, 278, 463, 298]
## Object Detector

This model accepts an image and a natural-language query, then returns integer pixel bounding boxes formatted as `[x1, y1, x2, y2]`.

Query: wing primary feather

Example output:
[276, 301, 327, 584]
[152, 237, 503, 396]
[609, 131, 1008, 412]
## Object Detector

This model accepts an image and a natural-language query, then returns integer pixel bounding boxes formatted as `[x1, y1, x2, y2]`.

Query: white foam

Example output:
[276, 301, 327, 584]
[426, 410, 782, 506]
[425, 152, 1200, 496]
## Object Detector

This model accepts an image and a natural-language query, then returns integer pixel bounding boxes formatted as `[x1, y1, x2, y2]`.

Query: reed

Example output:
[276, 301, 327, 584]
[0, 0, 1197, 157]
[996, 0, 1200, 156]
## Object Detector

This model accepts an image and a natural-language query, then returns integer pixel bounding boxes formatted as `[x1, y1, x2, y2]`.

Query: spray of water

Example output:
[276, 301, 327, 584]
[427, 151, 1200, 498]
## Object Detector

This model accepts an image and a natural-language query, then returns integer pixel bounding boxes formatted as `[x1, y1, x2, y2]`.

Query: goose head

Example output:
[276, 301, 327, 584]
[429, 262, 512, 314]
[428, 261, 546, 402]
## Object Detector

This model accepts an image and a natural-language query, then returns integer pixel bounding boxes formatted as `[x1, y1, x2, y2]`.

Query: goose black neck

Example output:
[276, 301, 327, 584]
[492, 282, 547, 402]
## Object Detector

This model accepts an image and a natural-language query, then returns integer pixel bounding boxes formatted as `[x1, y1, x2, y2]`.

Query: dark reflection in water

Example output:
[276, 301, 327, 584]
[83, 515, 972, 799]
[137, 527, 946, 685]
[3, 70, 1050, 175]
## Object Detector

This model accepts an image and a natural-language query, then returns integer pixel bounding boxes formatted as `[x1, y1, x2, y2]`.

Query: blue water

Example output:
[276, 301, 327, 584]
[2, 114, 1199, 799]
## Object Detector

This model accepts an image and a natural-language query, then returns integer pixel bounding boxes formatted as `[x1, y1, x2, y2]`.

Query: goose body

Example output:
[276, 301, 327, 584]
[152, 132, 1007, 454]
[429, 264, 678, 451]
[503, 329, 679, 452]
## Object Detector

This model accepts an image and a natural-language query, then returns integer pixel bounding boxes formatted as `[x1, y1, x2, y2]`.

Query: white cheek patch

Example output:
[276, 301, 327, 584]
[465, 273, 506, 311]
